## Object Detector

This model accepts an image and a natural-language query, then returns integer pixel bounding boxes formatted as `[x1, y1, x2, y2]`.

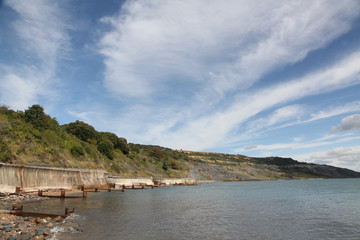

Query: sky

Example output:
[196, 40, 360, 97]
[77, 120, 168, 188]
[1, 0, 360, 171]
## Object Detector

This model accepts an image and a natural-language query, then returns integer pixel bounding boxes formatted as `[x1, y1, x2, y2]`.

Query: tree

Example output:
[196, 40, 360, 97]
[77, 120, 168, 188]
[24, 104, 58, 129]
[118, 137, 130, 154]
[149, 147, 164, 160]
[100, 132, 130, 154]
[64, 121, 99, 143]
[98, 140, 114, 160]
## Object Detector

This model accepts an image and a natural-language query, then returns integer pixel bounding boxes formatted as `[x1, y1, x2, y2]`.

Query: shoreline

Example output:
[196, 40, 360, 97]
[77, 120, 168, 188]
[0, 192, 62, 240]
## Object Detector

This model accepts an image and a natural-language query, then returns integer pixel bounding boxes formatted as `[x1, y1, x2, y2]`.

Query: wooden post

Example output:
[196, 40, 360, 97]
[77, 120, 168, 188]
[61, 190, 66, 198]
[82, 191, 87, 198]
[15, 187, 21, 194]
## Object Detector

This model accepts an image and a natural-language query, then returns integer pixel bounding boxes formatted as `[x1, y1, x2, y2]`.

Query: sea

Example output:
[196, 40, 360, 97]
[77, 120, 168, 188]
[22, 178, 360, 240]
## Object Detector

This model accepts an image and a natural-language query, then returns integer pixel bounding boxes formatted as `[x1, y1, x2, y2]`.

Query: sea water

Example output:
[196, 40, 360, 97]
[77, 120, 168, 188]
[22, 178, 360, 240]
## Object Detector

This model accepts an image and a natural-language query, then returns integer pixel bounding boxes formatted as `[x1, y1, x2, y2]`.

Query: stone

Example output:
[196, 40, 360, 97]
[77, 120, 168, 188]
[53, 216, 63, 222]
[35, 228, 45, 236]
[46, 222, 54, 227]
[19, 234, 32, 240]
[18, 222, 27, 230]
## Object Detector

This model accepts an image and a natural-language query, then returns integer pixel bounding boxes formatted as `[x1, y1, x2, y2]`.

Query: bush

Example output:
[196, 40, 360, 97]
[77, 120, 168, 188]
[24, 105, 58, 130]
[100, 132, 130, 154]
[64, 121, 99, 143]
[71, 145, 84, 156]
[98, 140, 114, 160]
[111, 163, 122, 173]
[0, 141, 12, 162]
[149, 147, 164, 160]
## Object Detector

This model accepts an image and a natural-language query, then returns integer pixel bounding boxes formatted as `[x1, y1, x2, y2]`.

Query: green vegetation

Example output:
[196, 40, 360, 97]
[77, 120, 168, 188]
[1, 104, 357, 179]
[0, 105, 193, 177]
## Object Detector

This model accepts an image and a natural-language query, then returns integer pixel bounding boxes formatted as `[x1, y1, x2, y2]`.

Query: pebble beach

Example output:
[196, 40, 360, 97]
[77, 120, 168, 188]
[0, 193, 62, 240]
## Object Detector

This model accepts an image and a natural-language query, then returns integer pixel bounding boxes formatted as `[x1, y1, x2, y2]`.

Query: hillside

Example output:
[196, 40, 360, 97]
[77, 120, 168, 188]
[1, 105, 359, 180]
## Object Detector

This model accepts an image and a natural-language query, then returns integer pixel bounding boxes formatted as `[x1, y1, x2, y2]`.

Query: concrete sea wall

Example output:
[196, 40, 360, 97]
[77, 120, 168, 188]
[108, 176, 197, 188]
[0, 163, 108, 192]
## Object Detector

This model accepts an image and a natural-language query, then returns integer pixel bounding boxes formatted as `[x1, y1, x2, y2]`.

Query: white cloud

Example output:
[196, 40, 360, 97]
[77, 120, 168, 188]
[240, 135, 360, 152]
[0, 0, 70, 110]
[332, 114, 360, 132]
[246, 105, 305, 133]
[308, 102, 360, 122]
[95, 0, 360, 151]
[294, 146, 360, 172]
[243, 101, 360, 139]
[158, 50, 360, 150]
[98, 0, 359, 100]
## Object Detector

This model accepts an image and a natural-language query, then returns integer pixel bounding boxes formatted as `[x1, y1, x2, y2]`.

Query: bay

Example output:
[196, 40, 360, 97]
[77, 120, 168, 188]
[22, 178, 360, 240]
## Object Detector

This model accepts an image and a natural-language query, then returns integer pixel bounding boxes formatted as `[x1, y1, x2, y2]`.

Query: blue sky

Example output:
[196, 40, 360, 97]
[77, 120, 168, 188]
[1, 0, 360, 171]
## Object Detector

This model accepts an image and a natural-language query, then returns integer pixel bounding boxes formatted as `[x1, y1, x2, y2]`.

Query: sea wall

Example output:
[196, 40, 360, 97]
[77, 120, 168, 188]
[108, 176, 197, 187]
[108, 177, 154, 187]
[0, 163, 108, 192]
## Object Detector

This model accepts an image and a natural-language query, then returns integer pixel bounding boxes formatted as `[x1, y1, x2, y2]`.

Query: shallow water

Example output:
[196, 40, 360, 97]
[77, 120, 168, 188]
[22, 178, 360, 240]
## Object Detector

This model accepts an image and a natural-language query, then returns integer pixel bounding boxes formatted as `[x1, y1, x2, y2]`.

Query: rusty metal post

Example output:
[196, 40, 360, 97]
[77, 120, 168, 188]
[65, 208, 74, 216]
[142, 185, 144, 189]
[61, 190, 66, 198]
[132, 184, 134, 189]
[15, 187, 21, 194]
[82, 191, 87, 198]
[12, 205, 23, 211]
[38, 190, 43, 196]
[81, 186, 85, 191]
[95, 188, 98, 192]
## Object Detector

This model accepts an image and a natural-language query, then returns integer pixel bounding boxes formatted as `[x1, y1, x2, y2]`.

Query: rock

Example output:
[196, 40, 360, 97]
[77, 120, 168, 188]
[45, 217, 51, 222]
[34, 235, 44, 239]
[18, 234, 32, 240]
[4, 227, 12, 232]
[35, 228, 45, 236]
[53, 216, 63, 222]
[35, 218, 47, 224]
[43, 231, 50, 237]
[18, 222, 27, 230]
[46, 222, 54, 227]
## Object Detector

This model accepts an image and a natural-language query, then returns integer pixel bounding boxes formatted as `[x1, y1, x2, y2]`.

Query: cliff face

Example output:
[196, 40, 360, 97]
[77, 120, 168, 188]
[0, 163, 108, 192]
[279, 164, 360, 178]
[185, 153, 360, 181]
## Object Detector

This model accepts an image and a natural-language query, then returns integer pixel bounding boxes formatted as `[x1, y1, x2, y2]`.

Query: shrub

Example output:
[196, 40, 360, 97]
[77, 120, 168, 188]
[98, 140, 114, 160]
[71, 145, 84, 156]
[111, 163, 122, 173]
[24, 105, 58, 130]
[64, 120, 99, 143]
[149, 147, 164, 160]
[0, 141, 12, 162]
